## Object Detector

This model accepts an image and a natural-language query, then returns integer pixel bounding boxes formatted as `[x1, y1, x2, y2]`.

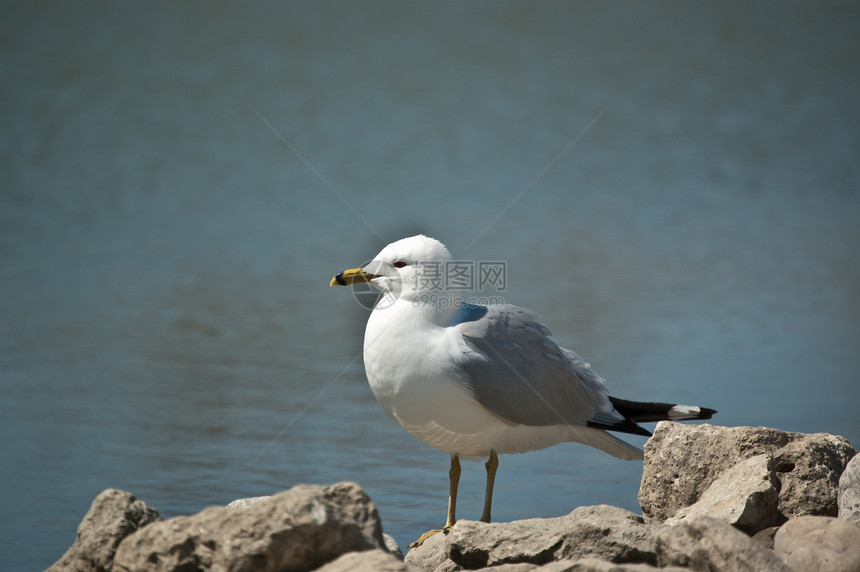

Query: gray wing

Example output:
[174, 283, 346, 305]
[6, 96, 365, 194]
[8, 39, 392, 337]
[449, 303, 623, 428]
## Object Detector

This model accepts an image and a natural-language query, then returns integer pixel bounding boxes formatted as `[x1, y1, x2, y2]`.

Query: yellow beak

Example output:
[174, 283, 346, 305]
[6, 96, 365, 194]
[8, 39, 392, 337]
[330, 267, 377, 287]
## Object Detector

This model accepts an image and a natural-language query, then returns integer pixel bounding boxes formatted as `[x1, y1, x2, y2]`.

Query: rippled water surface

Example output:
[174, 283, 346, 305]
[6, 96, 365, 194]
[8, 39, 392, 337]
[2, 2, 859, 570]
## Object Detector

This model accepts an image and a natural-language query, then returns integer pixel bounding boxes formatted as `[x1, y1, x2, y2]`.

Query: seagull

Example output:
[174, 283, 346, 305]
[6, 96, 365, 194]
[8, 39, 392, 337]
[330, 235, 715, 547]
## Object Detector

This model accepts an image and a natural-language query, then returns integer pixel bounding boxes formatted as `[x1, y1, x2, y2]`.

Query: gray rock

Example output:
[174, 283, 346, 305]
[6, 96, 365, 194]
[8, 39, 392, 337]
[403, 528, 453, 571]
[772, 433, 857, 520]
[225, 494, 404, 559]
[839, 453, 860, 524]
[407, 505, 659, 571]
[312, 549, 421, 572]
[773, 515, 860, 572]
[664, 454, 779, 534]
[534, 558, 688, 571]
[640, 423, 787, 523]
[48, 488, 161, 572]
[640, 422, 855, 523]
[445, 518, 564, 569]
[656, 516, 792, 572]
[751, 526, 780, 551]
[113, 482, 386, 572]
[225, 495, 271, 509]
[482, 563, 540, 572]
[383, 533, 404, 560]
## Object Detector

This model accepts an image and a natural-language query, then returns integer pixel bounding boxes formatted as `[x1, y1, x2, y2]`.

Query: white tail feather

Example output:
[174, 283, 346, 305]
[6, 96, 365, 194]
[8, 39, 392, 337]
[667, 404, 701, 420]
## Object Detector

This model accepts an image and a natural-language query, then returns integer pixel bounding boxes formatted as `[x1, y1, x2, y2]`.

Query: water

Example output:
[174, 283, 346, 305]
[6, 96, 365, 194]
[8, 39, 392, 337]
[2, 2, 859, 569]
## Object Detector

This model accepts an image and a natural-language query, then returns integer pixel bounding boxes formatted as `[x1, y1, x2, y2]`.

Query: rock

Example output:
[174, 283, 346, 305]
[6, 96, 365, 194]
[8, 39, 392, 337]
[772, 433, 857, 520]
[640, 423, 855, 523]
[113, 482, 386, 572]
[407, 505, 659, 571]
[225, 495, 403, 561]
[480, 563, 539, 572]
[839, 453, 860, 524]
[228, 493, 410, 559]
[533, 558, 688, 571]
[656, 516, 792, 572]
[664, 454, 779, 534]
[312, 549, 421, 572]
[225, 495, 271, 509]
[403, 528, 452, 571]
[751, 526, 780, 551]
[640, 423, 787, 523]
[383, 533, 404, 560]
[48, 488, 161, 572]
[773, 515, 860, 572]
[226, 492, 404, 559]
[48, 429, 859, 572]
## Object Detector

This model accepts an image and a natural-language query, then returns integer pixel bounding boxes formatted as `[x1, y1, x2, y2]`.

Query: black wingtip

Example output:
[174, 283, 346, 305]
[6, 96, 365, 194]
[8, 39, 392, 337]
[698, 407, 717, 420]
[607, 397, 718, 423]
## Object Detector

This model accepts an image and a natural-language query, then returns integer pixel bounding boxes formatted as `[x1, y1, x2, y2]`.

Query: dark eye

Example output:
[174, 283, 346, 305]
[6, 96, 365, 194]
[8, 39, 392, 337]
[393, 260, 407, 269]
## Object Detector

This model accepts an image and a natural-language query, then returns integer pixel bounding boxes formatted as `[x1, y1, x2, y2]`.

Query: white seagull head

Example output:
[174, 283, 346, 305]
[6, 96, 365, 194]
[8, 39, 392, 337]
[331, 235, 454, 303]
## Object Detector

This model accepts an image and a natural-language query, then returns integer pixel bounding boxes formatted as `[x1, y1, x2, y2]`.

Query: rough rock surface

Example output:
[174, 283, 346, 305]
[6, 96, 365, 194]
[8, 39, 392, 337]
[751, 526, 780, 551]
[384, 533, 405, 560]
[312, 549, 420, 572]
[113, 482, 386, 572]
[225, 495, 272, 509]
[49, 426, 859, 572]
[839, 453, 860, 525]
[226, 493, 404, 559]
[772, 434, 856, 520]
[656, 516, 793, 572]
[48, 488, 161, 572]
[406, 505, 658, 571]
[773, 515, 860, 572]
[404, 527, 451, 571]
[531, 559, 688, 571]
[665, 454, 779, 534]
[640, 422, 855, 523]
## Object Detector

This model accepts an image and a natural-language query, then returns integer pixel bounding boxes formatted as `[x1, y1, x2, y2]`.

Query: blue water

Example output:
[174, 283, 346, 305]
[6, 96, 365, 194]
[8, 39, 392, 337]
[2, 2, 859, 570]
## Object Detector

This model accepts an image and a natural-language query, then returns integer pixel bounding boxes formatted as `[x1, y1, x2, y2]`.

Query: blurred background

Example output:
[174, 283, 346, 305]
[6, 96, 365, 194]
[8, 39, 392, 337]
[2, 2, 859, 569]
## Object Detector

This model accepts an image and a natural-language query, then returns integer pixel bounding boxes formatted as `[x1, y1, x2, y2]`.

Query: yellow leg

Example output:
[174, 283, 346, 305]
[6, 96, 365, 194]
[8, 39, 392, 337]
[446, 454, 461, 528]
[480, 450, 499, 523]
[409, 454, 461, 549]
